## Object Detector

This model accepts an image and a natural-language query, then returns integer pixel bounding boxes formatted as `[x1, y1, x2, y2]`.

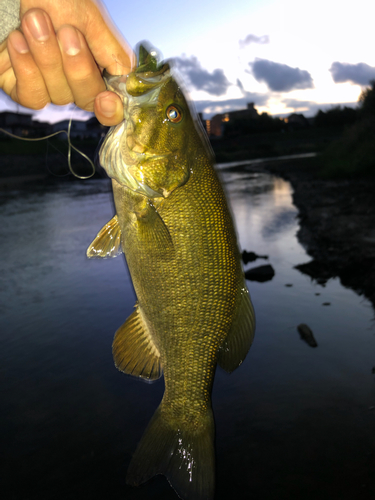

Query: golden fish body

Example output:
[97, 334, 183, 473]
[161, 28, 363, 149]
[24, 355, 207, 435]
[87, 44, 255, 500]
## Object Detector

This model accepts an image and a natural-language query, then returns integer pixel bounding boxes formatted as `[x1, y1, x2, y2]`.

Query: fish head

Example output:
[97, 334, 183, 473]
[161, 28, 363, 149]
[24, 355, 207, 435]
[100, 42, 204, 199]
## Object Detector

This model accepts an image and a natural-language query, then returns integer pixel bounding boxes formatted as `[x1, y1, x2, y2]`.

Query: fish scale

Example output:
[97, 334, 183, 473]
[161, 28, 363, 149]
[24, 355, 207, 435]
[87, 43, 255, 500]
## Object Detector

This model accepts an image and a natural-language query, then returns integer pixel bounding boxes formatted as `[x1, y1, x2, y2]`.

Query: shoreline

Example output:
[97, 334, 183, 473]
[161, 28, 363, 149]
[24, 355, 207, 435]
[2, 152, 375, 310]
[262, 157, 375, 310]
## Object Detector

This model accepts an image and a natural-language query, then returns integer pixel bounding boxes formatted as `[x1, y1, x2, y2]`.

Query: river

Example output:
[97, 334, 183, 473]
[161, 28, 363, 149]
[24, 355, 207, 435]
[1, 170, 374, 500]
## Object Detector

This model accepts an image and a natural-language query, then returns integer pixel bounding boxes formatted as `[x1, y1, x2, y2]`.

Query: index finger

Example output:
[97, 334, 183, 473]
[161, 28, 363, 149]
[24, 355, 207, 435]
[82, 2, 135, 75]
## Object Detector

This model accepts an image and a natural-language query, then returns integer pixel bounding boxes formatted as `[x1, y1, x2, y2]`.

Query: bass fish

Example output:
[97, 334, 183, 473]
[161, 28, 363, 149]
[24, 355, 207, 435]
[87, 43, 255, 500]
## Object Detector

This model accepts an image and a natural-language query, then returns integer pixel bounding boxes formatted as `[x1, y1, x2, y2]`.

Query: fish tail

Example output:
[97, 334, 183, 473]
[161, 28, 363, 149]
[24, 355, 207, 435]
[126, 401, 215, 500]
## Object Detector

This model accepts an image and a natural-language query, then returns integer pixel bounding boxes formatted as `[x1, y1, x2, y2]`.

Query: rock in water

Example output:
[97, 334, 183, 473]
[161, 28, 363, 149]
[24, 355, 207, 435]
[245, 264, 275, 282]
[297, 323, 318, 347]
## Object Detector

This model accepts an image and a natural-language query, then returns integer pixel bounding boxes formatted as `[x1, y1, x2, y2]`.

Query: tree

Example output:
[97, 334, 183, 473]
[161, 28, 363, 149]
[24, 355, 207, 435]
[320, 81, 375, 177]
[314, 106, 357, 128]
[358, 80, 375, 117]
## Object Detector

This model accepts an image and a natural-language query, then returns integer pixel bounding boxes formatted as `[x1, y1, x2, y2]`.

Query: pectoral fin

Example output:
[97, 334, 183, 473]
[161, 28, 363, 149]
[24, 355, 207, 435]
[113, 304, 162, 381]
[86, 215, 122, 258]
[136, 202, 174, 254]
[217, 285, 255, 373]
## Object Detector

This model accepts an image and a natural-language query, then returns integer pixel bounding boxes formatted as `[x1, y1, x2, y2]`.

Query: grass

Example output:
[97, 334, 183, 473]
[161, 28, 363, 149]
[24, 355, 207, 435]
[319, 118, 375, 178]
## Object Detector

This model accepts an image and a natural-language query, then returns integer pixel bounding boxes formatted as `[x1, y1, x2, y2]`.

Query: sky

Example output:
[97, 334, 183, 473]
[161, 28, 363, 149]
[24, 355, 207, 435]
[1, 0, 374, 123]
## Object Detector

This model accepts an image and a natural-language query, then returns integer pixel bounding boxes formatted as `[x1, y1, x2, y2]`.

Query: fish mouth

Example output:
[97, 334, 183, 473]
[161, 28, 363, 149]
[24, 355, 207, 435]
[125, 133, 168, 157]
[121, 81, 172, 159]
[125, 147, 170, 167]
[123, 123, 171, 165]
[99, 120, 168, 198]
[99, 55, 172, 197]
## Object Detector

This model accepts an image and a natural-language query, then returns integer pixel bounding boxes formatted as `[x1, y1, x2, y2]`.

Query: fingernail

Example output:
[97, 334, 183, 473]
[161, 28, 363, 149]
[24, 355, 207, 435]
[98, 93, 119, 117]
[9, 31, 29, 54]
[25, 10, 50, 42]
[58, 25, 81, 56]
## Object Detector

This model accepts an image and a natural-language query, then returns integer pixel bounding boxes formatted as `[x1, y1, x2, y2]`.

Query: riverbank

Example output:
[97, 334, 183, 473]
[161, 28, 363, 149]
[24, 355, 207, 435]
[261, 156, 375, 310]
[2, 148, 375, 311]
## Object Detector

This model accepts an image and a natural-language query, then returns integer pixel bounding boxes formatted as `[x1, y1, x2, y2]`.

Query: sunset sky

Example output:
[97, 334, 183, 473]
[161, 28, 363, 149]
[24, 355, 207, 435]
[1, 0, 374, 123]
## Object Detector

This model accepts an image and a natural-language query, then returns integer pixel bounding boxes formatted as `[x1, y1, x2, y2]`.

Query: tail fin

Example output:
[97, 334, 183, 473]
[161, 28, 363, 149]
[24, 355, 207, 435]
[126, 402, 215, 500]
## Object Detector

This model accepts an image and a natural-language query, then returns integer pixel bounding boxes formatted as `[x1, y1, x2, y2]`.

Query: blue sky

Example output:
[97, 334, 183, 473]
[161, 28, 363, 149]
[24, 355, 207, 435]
[1, 0, 374, 122]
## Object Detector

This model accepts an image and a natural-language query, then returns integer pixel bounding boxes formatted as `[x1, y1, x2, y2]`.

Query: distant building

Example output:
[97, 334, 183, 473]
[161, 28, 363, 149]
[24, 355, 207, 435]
[31, 120, 53, 137]
[0, 111, 108, 142]
[284, 113, 309, 128]
[0, 111, 33, 137]
[197, 112, 207, 132]
[208, 103, 259, 137]
[0, 111, 56, 138]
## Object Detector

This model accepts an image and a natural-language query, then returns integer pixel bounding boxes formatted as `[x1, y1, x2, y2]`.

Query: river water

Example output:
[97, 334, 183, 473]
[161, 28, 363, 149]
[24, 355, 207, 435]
[1, 169, 374, 500]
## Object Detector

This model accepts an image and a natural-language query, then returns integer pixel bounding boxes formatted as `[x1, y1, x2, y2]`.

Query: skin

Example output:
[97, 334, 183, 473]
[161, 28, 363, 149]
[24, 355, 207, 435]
[0, 0, 135, 125]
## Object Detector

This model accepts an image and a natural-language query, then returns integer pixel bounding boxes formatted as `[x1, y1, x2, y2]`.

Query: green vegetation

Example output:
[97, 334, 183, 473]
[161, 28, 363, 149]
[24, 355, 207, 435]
[223, 112, 285, 136]
[211, 127, 340, 164]
[210, 81, 375, 179]
[320, 117, 375, 177]
[3, 82, 375, 180]
[314, 106, 358, 129]
[319, 81, 375, 178]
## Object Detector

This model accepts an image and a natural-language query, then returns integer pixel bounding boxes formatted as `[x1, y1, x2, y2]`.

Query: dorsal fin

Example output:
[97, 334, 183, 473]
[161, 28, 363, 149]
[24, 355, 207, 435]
[113, 305, 162, 382]
[136, 42, 160, 73]
[86, 215, 122, 259]
[135, 41, 169, 76]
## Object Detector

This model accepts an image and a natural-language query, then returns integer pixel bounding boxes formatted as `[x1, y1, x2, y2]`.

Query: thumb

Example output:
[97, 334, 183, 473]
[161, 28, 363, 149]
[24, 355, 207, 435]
[94, 90, 124, 126]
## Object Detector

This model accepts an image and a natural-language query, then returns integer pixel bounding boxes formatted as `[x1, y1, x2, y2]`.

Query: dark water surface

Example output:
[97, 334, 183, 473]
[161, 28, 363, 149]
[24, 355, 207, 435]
[1, 171, 374, 500]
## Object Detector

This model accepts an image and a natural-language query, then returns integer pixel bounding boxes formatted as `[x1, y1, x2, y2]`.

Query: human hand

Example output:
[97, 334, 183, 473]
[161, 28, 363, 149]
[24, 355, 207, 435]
[1, 0, 134, 126]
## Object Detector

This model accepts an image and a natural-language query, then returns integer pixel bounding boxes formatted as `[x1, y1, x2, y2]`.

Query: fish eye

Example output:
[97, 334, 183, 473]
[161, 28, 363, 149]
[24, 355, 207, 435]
[166, 105, 182, 123]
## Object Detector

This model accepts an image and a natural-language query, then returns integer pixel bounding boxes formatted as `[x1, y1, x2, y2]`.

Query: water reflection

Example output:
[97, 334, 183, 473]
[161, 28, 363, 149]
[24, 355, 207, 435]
[1, 174, 375, 500]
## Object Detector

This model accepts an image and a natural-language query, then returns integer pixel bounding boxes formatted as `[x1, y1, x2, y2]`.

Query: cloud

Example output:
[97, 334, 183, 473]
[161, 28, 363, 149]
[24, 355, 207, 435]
[329, 62, 375, 85]
[249, 59, 314, 92]
[33, 104, 92, 124]
[193, 95, 270, 118]
[236, 78, 253, 97]
[0, 90, 92, 123]
[173, 56, 230, 96]
[280, 98, 357, 118]
[236, 79, 245, 92]
[239, 34, 269, 48]
[189, 92, 357, 120]
[281, 98, 317, 112]
[262, 208, 298, 239]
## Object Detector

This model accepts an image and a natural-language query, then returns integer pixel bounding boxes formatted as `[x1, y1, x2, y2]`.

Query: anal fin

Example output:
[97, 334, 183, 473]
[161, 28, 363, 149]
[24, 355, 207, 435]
[86, 215, 122, 258]
[217, 285, 255, 373]
[113, 304, 162, 381]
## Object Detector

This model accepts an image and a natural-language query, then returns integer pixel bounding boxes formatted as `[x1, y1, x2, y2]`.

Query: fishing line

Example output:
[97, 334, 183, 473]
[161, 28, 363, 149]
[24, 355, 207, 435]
[0, 118, 96, 179]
